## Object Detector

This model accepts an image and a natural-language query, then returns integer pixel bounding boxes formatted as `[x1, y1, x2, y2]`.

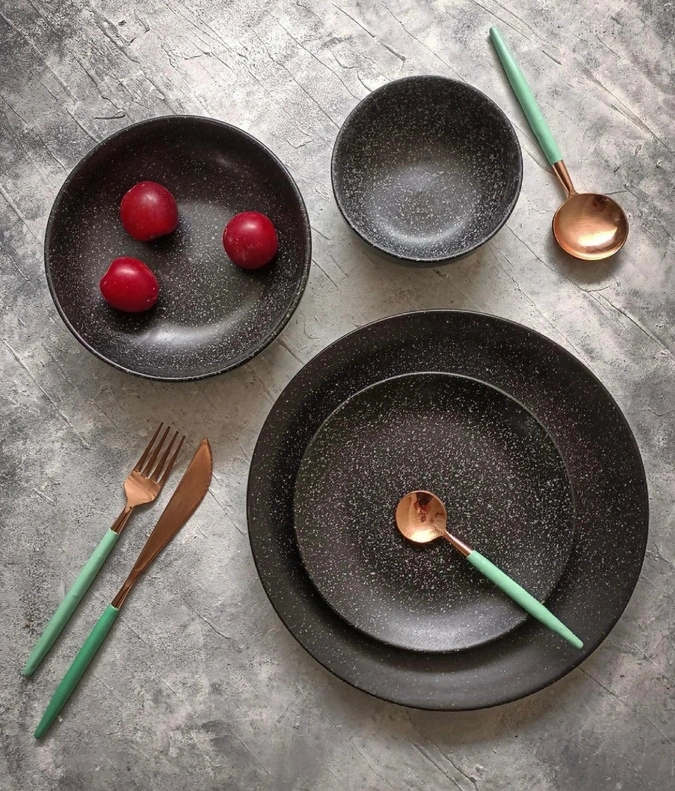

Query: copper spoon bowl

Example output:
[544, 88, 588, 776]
[552, 162, 628, 260]
[395, 490, 471, 554]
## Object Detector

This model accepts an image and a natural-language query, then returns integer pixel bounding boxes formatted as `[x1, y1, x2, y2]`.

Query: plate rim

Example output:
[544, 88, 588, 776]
[44, 114, 312, 382]
[246, 309, 649, 710]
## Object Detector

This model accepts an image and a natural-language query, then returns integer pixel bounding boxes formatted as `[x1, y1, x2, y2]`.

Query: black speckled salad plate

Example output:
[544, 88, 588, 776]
[294, 372, 575, 654]
[247, 311, 648, 710]
[45, 116, 311, 381]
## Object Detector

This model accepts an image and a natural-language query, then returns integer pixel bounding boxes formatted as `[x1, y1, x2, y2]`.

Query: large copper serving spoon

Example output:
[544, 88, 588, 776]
[490, 26, 628, 260]
[395, 491, 583, 648]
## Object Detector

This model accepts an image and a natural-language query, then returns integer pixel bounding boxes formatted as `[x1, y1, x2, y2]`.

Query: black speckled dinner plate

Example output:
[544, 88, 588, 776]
[45, 116, 311, 381]
[294, 372, 574, 653]
[247, 311, 648, 710]
[331, 76, 522, 265]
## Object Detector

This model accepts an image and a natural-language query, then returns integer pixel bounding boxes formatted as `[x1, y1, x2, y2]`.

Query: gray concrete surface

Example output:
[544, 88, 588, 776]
[1, 1, 674, 789]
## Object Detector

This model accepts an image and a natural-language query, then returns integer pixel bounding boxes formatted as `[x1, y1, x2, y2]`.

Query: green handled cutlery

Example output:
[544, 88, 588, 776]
[23, 424, 184, 676]
[34, 438, 212, 738]
[396, 490, 583, 649]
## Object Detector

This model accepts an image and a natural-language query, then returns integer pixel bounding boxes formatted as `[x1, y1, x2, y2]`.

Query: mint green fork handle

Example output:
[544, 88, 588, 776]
[489, 26, 563, 166]
[467, 550, 583, 649]
[34, 604, 119, 738]
[23, 529, 120, 676]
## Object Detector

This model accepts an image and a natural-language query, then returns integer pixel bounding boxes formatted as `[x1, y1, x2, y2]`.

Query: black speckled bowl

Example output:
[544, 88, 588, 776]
[45, 116, 311, 381]
[331, 76, 522, 265]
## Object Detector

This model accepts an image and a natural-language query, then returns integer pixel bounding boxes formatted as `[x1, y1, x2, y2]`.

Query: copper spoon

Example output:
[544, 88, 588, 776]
[490, 27, 628, 260]
[395, 491, 583, 648]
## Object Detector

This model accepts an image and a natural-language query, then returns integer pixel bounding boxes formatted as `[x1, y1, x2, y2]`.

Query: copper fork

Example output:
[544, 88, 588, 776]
[22, 424, 185, 676]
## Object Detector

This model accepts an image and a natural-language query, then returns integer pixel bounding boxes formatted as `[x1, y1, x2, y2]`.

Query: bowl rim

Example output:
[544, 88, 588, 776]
[330, 74, 523, 265]
[44, 114, 312, 382]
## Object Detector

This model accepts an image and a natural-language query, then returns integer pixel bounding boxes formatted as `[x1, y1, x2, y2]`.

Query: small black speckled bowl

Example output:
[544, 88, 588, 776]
[331, 76, 522, 265]
[45, 116, 311, 381]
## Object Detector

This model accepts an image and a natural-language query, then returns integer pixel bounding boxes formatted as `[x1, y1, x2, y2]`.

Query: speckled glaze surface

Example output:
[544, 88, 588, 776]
[331, 76, 522, 265]
[294, 372, 574, 653]
[45, 116, 311, 380]
[247, 310, 648, 710]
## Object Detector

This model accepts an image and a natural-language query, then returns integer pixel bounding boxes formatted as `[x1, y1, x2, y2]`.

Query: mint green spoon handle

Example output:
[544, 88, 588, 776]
[489, 26, 563, 166]
[466, 550, 583, 648]
[22, 529, 121, 676]
[34, 604, 119, 738]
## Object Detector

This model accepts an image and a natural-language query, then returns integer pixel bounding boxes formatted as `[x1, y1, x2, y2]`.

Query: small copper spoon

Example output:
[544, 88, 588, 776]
[395, 491, 583, 648]
[490, 26, 628, 260]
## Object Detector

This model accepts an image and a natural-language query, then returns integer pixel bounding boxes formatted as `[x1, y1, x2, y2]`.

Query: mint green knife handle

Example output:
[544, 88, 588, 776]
[34, 604, 119, 738]
[490, 26, 563, 166]
[23, 529, 120, 676]
[466, 550, 583, 649]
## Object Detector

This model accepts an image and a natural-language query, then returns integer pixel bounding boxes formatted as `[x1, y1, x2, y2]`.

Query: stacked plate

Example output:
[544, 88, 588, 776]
[247, 311, 648, 710]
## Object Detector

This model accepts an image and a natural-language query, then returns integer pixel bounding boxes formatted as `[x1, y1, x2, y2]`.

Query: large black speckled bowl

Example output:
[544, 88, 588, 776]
[247, 311, 648, 710]
[331, 76, 522, 265]
[45, 116, 311, 381]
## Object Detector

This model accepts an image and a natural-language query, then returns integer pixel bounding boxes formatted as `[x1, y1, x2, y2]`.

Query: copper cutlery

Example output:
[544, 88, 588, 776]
[34, 438, 212, 738]
[490, 26, 628, 260]
[396, 491, 583, 648]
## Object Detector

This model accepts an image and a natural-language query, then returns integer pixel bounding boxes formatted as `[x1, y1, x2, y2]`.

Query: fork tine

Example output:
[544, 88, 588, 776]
[158, 435, 185, 486]
[135, 423, 163, 472]
[150, 430, 179, 482]
[141, 425, 171, 476]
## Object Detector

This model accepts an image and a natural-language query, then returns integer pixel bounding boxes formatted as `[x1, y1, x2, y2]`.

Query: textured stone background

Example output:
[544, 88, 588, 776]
[1, 1, 674, 789]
